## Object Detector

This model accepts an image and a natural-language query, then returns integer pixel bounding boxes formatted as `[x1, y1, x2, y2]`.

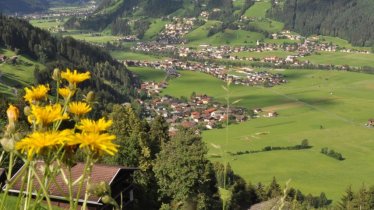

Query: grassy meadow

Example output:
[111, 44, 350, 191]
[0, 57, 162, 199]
[0, 48, 40, 98]
[300, 52, 374, 67]
[128, 67, 166, 82]
[244, 1, 271, 18]
[160, 69, 374, 202]
[188, 29, 264, 47]
[232, 50, 294, 58]
[110, 51, 167, 61]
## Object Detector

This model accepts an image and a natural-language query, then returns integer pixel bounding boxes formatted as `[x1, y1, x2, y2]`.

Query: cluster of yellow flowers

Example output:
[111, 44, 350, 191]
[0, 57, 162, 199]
[9, 68, 118, 160]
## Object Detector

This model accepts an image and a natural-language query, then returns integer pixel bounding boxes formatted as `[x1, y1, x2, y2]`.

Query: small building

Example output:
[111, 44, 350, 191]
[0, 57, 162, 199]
[367, 119, 374, 127]
[4, 161, 137, 210]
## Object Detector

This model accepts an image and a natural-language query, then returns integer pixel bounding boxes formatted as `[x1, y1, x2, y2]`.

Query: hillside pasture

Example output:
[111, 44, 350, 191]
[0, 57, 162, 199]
[188, 29, 264, 47]
[161, 69, 374, 202]
[0, 48, 40, 98]
[300, 51, 374, 67]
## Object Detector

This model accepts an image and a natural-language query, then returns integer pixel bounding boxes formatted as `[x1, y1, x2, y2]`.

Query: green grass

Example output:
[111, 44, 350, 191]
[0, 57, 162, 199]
[232, 50, 293, 59]
[161, 69, 374, 202]
[249, 20, 284, 33]
[110, 51, 167, 61]
[0, 48, 42, 98]
[63, 31, 121, 43]
[233, 0, 246, 8]
[319, 36, 371, 51]
[265, 38, 300, 44]
[186, 20, 222, 42]
[29, 19, 66, 30]
[188, 29, 264, 46]
[244, 1, 271, 18]
[300, 52, 374, 67]
[143, 19, 169, 40]
[129, 67, 166, 82]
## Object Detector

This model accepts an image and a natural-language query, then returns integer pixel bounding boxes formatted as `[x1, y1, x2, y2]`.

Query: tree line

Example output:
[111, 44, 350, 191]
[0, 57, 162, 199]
[268, 0, 374, 46]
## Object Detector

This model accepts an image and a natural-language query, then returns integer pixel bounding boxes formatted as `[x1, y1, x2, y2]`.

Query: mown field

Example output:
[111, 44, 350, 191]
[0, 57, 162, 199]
[160, 69, 374, 202]
[300, 52, 374, 67]
[0, 48, 40, 98]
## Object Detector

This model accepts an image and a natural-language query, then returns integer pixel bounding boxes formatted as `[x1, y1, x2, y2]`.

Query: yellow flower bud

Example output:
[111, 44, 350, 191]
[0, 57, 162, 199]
[1, 137, 15, 152]
[7, 104, 19, 124]
[52, 68, 60, 81]
[85, 91, 95, 103]
[24, 106, 31, 116]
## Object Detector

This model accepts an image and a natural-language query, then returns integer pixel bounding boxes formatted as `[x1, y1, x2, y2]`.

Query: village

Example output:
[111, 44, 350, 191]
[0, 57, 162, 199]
[125, 59, 287, 87]
[135, 92, 277, 136]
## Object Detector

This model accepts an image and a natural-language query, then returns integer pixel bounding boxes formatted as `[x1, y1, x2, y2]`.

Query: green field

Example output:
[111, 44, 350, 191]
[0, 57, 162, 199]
[319, 36, 372, 51]
[300, 51, 374, 67]
[186, 20, 222, 42]
[29, 18, 66, 30]
[161, 69, 374, 202]
[129, 67, 166, 82]
[143, 19, 169, 40]
[232, 50, 294, 59]
[0, 49, 41, 98]
[110, 51, 166, 61]
[188, 29, 264, 46]
[244, 1, 271, 18]
[249, 20, 284, 33]
[63, 31, 121, 43]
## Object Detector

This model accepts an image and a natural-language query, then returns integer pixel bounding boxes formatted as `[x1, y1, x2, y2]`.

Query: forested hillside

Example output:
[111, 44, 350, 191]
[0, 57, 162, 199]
[0, 15, 139, 113]
[0, 0, 49, 14]
[269, 0, 374, 46]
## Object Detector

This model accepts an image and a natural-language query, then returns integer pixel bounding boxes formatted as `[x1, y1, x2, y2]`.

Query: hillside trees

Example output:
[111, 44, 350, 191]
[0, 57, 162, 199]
[269, 0, 374, 46]
[154, 128, 221, 209]
[0, 15, 138, 113]
[107, 105, 168, 209]
[143, 0, 183, 17]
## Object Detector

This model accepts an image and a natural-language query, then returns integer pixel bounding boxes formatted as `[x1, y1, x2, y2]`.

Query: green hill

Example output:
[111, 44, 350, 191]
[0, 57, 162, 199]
[0, 15, 139, 106]
[269, 0, 374, 46]
[0, 0, 49, 14]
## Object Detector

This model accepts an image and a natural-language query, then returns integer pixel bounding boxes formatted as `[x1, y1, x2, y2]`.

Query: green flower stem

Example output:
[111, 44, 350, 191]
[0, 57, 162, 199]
[74, 154, 93, 209]
[30, 164, 53, 210]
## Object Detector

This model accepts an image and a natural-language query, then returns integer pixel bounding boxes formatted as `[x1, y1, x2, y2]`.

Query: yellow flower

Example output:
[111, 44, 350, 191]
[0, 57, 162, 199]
[28, 104, 69, 126]
[68, 102, 92, 116]
[58, 88, 75, 99]
[67, 132, 118, 156]
[61, 68, 90, 85]
[24, 85, 49, 104]
[76, 118, 112, 133]
[7, 104, 19, 123]
[16, 130, 72, 159]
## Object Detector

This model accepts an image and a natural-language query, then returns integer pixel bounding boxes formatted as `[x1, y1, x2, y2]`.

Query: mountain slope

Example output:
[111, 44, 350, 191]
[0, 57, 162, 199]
[0, 15, 139, 108]
[269, 0, 374, 46]
[0, 0, 49, 14]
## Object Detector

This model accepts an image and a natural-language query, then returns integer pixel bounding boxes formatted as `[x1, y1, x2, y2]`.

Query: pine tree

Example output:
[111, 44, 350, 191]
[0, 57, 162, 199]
[154, 128, 220, 209]
[339, 186, 354, 210]
[266, 177, 282, 198]
[149, 115, 169, 158]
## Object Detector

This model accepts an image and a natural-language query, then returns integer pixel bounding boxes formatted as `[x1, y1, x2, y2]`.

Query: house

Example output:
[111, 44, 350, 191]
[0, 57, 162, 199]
[367, 119, 374, 127]
[268, 111, 278, 117]
[4, 162, 137, 210]
[0, 55, 6, 62]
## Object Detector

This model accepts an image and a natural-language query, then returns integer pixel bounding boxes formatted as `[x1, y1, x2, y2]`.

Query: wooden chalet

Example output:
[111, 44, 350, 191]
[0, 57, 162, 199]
[3, 162, 137, 209]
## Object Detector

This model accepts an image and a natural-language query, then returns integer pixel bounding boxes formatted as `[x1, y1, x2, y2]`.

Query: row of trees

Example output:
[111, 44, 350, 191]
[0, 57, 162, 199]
[268, 0, 374, 46]
[339, 185, 374, 209]
[321, 147, 345, 161]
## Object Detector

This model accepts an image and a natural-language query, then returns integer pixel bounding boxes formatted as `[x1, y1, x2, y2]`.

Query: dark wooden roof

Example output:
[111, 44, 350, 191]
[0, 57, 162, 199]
[4, 161, 137, 205]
